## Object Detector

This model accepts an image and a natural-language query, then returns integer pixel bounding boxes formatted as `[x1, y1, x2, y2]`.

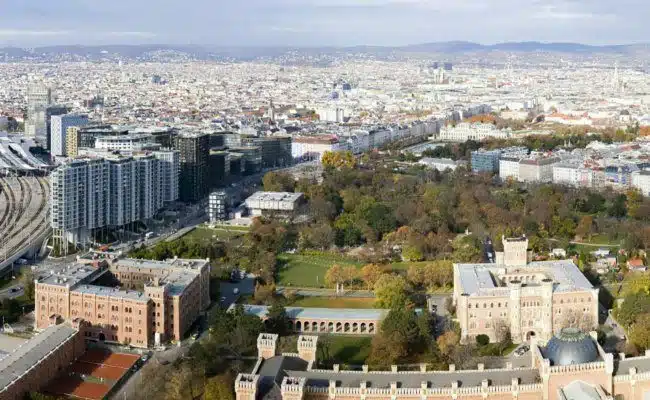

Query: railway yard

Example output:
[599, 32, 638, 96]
[0, 176, 49, 268]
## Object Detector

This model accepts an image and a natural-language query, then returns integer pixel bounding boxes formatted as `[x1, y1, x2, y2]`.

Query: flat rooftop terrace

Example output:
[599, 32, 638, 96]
[456, 259, 594, 295]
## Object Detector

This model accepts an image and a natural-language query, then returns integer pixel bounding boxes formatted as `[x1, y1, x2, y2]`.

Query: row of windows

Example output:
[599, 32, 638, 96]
[468, 297, 592, 310]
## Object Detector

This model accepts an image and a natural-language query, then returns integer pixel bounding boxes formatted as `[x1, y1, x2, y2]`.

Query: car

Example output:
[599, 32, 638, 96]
[220, 296, 226, 302]
[141, 355, 149, 363]
[192, 332, 200, 340]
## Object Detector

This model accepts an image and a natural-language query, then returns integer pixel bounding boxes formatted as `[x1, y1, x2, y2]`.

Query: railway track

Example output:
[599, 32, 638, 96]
[0, 179, 12, 228]
[1, 176, 50, 261]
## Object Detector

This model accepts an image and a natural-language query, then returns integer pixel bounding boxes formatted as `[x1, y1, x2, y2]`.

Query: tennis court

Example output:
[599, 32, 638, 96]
[45, 377, 110, 400]
[42, 349, 140, 399]
[77, 349, 140, 369]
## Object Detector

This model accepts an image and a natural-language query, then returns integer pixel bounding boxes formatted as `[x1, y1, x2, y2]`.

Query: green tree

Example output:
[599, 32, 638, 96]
[402, 245, 424, 262]
[204, 374, 235, 400]
[616, 292, 650, 327]
[629, 313, 650, 351]
[262, 171, 296, 192]
[451, 235, 482, 263]
[266, 303, 291, 336]
[322, 150, 357, 169]
[360, 264, 384, 290]
[21, 268, 35, 301]
[374, 274, 409, 309]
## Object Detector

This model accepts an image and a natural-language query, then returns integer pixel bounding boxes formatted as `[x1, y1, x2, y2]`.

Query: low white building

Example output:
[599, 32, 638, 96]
[291, 136, 341, 161]
[418, 157, 463, 171]
[244, 191, 304, 218]
[439, 122, 511, 142]
[631, 170, 650, 196]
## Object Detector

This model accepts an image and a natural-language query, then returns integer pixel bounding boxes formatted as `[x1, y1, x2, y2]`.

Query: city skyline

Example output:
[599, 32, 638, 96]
[1, 0, 649, 47]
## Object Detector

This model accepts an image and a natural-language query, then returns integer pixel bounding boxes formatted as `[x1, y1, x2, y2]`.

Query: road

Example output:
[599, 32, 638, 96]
[220, 274, 256, 307]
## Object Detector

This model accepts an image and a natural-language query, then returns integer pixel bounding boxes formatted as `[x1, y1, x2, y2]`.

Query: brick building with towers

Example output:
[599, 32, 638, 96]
[235, 330, 650, 399]
[453, 235, 599, 344]
[34, 254, 210, 348]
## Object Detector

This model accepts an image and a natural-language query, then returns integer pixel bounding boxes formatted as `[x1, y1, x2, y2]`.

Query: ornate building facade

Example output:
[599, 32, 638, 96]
[453, 236, 599, 343]
[234, 330, 650, 400]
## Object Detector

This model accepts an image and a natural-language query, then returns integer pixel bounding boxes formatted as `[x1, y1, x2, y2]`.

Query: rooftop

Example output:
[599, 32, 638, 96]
[245, 191, 304, 203]
[0, 324, 78, 392]
[38, 263, 104, 288]
[72, 285, 150, 302]
[455, 259, 594, 296]
[288, 367, 540, 389]
[240, 305, 389, 321]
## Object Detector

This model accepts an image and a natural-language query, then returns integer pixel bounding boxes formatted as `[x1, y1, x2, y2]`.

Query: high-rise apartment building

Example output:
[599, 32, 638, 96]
[173, 132, 209, 203]
[153, 151, 180, 203]
[24, 84, 52, 140]
[50, 152, 178, 246]
[51, 114, 89, 157]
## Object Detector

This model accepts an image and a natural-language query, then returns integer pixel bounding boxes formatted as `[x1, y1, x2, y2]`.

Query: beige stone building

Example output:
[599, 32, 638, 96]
[453, 236, 599, 344]
[234, 330, 650, 400]
[35, 255, 210, 348]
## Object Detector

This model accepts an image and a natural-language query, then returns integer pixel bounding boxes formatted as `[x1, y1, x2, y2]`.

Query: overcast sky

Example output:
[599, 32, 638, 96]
[0, 0, 647, 47]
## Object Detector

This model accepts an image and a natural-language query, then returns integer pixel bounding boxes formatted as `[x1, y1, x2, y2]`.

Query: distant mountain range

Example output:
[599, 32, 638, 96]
[1, 41, 649, 60]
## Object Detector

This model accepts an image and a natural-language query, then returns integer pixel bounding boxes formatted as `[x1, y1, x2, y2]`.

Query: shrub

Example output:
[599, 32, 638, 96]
[476, 334, 490, 347]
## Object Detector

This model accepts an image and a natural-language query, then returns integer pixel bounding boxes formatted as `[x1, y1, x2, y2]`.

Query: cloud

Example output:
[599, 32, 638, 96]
[0, 0, 645, 46]
[0, 29, 72, 37]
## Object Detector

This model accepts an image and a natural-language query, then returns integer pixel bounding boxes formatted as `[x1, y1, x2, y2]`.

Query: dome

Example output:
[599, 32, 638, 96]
[543, 328, 598, 366]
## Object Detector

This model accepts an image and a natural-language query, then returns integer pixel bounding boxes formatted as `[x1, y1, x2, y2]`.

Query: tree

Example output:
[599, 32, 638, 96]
[436, 330, 460, 359]
[262, 171, 296, 192]
[360, 264, 384, 290]
[575, 215, 594, 240]
[298, 223, 335, 251]
[629, 313, 650, 351]
[451, 235, 482, 263]
[204, 374, 235, 400]
[374, 274, 409, 309]
[616, 292, 650, 327]
[21, 268, 35, 301]
[402, 245, 424, 262]
[368, 308, 434, 367]
[165, 362, 204, 400]
[266, 303, 291, 336]
[322, 150, 357, 169]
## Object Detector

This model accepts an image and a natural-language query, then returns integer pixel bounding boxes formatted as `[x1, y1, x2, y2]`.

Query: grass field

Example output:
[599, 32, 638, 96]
[288, 296, 376, 309]
[277, 254, 364, 287]
[321, 335, 372, 366]
[276, 253, 436, 287]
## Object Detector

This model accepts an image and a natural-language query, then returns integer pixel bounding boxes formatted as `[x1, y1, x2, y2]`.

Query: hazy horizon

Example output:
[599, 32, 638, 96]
[1, 0, 648, 47]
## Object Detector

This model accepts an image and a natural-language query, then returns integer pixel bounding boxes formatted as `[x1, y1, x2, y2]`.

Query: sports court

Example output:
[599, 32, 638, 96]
[43, 349, 140, 400]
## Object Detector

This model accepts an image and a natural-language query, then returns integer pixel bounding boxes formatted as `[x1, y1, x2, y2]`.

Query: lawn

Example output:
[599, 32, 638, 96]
[180, 226, 245, 243]
[320, 335, 372, 366]
[276, 253, 442, 288]
[277, 254, 363, 287]
[288, 296, 376, 309]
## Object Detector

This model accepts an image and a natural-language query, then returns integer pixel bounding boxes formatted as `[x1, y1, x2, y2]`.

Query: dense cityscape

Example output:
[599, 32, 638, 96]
[2, 22, 650, 400]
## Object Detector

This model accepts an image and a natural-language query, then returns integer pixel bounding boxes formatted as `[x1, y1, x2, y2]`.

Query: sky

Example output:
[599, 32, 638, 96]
[0, 0, 647, 47]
